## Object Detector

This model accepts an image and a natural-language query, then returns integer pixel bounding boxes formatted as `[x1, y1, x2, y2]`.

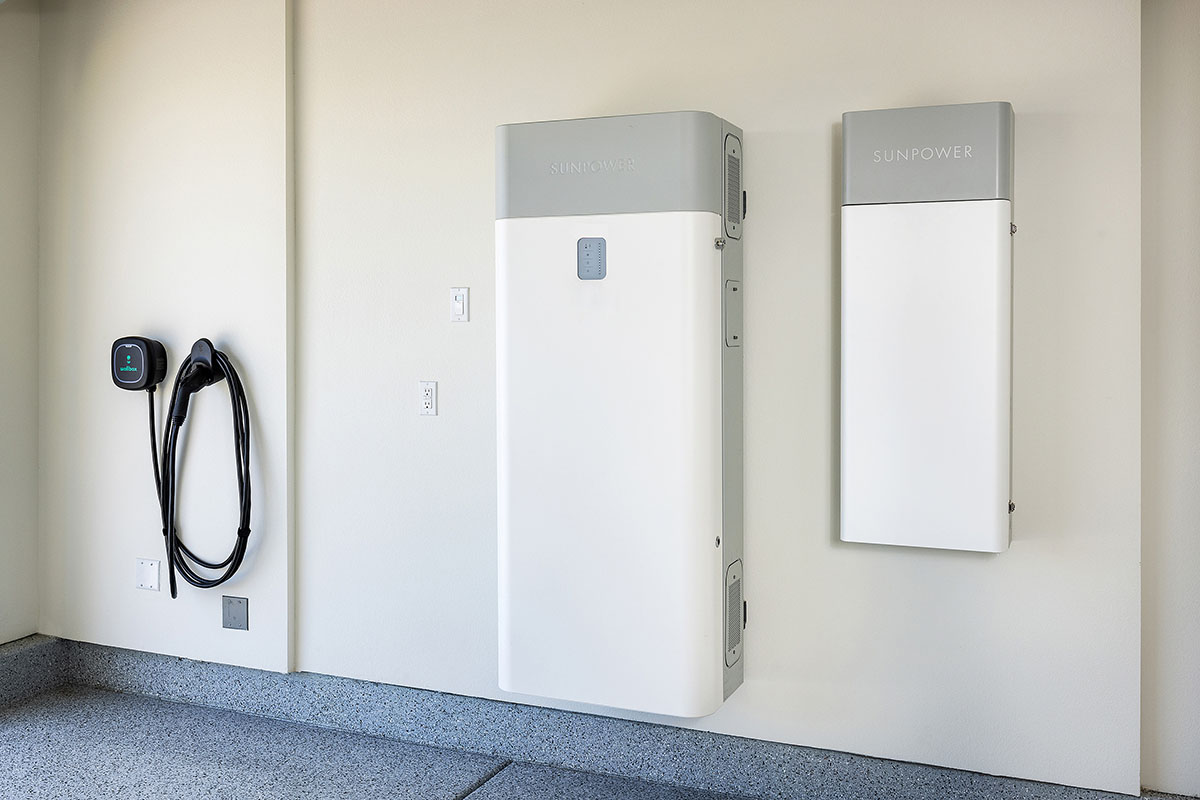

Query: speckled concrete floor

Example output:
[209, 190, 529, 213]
[0, 688, 747, 800]
[470, 762, 755, 800]
[1, 686, 1193, 800]
[0, 687, 506, 799]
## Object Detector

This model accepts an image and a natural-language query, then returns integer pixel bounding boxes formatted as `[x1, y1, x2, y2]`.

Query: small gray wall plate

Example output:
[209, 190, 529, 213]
[222, 596, 248, 630]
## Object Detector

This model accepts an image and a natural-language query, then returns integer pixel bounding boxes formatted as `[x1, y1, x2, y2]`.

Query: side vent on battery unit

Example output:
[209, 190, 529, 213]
[725, 560, 743, 666]
[724, 134, 742, 240]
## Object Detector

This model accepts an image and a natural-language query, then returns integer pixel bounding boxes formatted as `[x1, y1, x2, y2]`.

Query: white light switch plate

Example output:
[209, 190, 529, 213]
[451, 287, 470, 322]
[136, 558, 160, 591]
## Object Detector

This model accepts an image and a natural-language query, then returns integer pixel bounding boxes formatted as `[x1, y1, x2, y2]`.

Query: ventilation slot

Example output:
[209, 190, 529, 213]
[723, 133, 743, 240]
[725, 575, 742, 653]
[726, 154, 741, 227]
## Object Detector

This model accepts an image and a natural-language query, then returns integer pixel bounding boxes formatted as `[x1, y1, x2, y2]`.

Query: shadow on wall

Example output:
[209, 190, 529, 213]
[830, 121, 842, 546]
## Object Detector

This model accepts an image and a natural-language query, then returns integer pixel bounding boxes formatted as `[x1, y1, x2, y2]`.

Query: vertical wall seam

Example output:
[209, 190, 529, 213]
[284, 0, 297, 674]
[32, 0, 43, 643]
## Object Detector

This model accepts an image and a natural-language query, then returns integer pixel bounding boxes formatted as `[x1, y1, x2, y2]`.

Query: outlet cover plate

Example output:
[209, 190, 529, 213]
[136, 558, 160, 591]
[419, 380, 438, 416]
[222, 596, 249, 630]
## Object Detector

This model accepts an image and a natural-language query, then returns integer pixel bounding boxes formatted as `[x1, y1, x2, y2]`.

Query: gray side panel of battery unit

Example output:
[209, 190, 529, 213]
[842, 101, 1013, 205]
[720, 118, 745, 701]
[496, 111, 727, 219]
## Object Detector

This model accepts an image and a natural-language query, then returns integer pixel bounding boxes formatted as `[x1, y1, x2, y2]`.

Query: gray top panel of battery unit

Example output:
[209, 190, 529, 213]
[496, 111, 738, 219]
[842, 102, 1013, 205]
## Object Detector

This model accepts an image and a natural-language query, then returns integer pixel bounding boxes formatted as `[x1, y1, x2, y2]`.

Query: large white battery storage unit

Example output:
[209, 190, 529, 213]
[840, 102, 1014, 553]
[496, 112, 745, 717]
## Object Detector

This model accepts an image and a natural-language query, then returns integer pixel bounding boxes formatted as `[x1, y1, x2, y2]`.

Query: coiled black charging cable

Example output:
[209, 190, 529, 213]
[146, 339, 252, 598]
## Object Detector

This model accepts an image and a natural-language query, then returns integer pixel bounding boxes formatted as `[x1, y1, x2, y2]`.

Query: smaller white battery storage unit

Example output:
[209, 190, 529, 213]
[840, 102, 1014, 553]
[497, 111, 744, 717]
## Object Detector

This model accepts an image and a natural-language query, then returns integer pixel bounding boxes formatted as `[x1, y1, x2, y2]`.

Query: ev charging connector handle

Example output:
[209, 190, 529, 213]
[170, 338, 225, 422]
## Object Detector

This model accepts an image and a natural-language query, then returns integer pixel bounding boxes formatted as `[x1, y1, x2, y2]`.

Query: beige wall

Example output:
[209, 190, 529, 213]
[36, 0, 293, 671]
[1141, 0, 1200, 795]
[37, 1, 1200, 795]
[0, 0, 40, 647]
[294, 1, 1142, 793]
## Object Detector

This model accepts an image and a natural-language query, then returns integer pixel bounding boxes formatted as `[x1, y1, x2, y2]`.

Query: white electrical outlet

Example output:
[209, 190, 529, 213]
[451, 287, 470, 322]
[136, 558, 160, 591]
[419, 380, 438, 416]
